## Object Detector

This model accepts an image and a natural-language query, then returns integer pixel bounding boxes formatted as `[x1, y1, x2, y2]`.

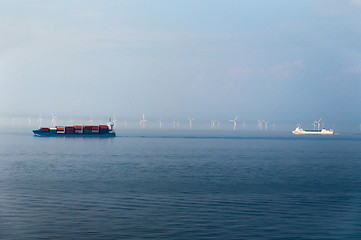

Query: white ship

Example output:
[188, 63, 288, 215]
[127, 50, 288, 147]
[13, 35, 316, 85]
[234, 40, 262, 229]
[292, 127, 334, 135]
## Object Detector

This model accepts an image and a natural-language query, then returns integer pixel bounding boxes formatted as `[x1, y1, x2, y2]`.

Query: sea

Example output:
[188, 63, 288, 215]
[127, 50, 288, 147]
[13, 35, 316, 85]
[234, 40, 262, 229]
[1, 129, 361, 239]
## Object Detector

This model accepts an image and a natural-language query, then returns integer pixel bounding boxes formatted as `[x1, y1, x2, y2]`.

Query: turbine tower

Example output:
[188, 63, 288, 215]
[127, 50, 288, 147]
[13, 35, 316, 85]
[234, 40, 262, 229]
[158, 119, 162, 129]
[113, 115, 118, 128]
[257, 120, 263, 130]
[229, 116, 238, 131]
[211, 120, 216, 129]
[188, 118, 194, 129]
[314, 118, 322, 130]
[38, 114, 43, 128]
[139, 113, 147, 128]
[264, 120, 268, 131]
[51, 113, 57, 127]
[27, 115, 31, 127]
[172, 121, 176, 129]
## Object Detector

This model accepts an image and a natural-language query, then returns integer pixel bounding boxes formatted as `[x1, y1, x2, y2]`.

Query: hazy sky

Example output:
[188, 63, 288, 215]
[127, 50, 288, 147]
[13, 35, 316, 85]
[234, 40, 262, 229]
[1, 0, 361, 128]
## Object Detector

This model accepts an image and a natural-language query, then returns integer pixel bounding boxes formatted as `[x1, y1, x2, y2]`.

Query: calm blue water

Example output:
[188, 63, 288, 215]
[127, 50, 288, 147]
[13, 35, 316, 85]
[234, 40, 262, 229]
[1, 131, 361, 239]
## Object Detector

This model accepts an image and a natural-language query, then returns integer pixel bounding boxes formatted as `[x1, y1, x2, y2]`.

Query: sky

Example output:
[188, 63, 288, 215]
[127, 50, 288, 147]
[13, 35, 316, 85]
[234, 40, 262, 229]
[1, 0, 361, 130]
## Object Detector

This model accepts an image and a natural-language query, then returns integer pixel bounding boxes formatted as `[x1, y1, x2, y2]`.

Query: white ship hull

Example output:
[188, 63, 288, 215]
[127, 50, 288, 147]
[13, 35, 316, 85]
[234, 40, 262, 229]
[292, 127, 334, 135]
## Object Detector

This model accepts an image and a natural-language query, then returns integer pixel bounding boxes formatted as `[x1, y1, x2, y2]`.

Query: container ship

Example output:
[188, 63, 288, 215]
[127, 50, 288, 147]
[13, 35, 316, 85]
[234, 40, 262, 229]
[292, 126, 334, 135]
[33, 121, 116, 137]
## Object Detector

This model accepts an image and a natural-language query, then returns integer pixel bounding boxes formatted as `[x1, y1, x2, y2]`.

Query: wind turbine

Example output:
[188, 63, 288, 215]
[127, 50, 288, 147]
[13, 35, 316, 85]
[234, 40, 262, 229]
[314, 118, 321, 130]
[27, 115, 31, 127]
[51, 113, 57, 127]
[113, 115, 118, 128]
[88, 117, 94, 125]
[188, 118, 194, 129]
[38, 114, 43, 128]
[229, 116, 238, 131]
[312, 122, 316, 130]
[264, 120, 268, 131]
[211, 119, 216, 129]
[172, 121, 176, 129]
[139, 113, 147, 128]
[158, 119, 162, 129]
[257, 120, 263, 130]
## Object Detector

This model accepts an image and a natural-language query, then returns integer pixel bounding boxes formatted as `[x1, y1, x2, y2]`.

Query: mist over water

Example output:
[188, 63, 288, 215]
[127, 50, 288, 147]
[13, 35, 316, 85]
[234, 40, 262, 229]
[1, 1, 361, 238]
[0, 114, 359, 135]
[1, 131, 361, 239]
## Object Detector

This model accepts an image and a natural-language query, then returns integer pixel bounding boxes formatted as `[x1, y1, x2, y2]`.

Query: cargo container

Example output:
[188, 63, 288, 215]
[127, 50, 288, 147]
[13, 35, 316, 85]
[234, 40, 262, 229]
[33, 120, 115, 137]
[56, 127, 65, 134]
[91, 126, 99, 133]
[65, 127, 74, 134]
[99, 125, 109, 133]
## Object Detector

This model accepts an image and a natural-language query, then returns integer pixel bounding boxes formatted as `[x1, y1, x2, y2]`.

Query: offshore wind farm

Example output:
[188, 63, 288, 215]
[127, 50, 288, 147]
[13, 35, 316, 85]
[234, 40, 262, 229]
[1, 1, 361, 239]
[1, 112, 345, 135]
